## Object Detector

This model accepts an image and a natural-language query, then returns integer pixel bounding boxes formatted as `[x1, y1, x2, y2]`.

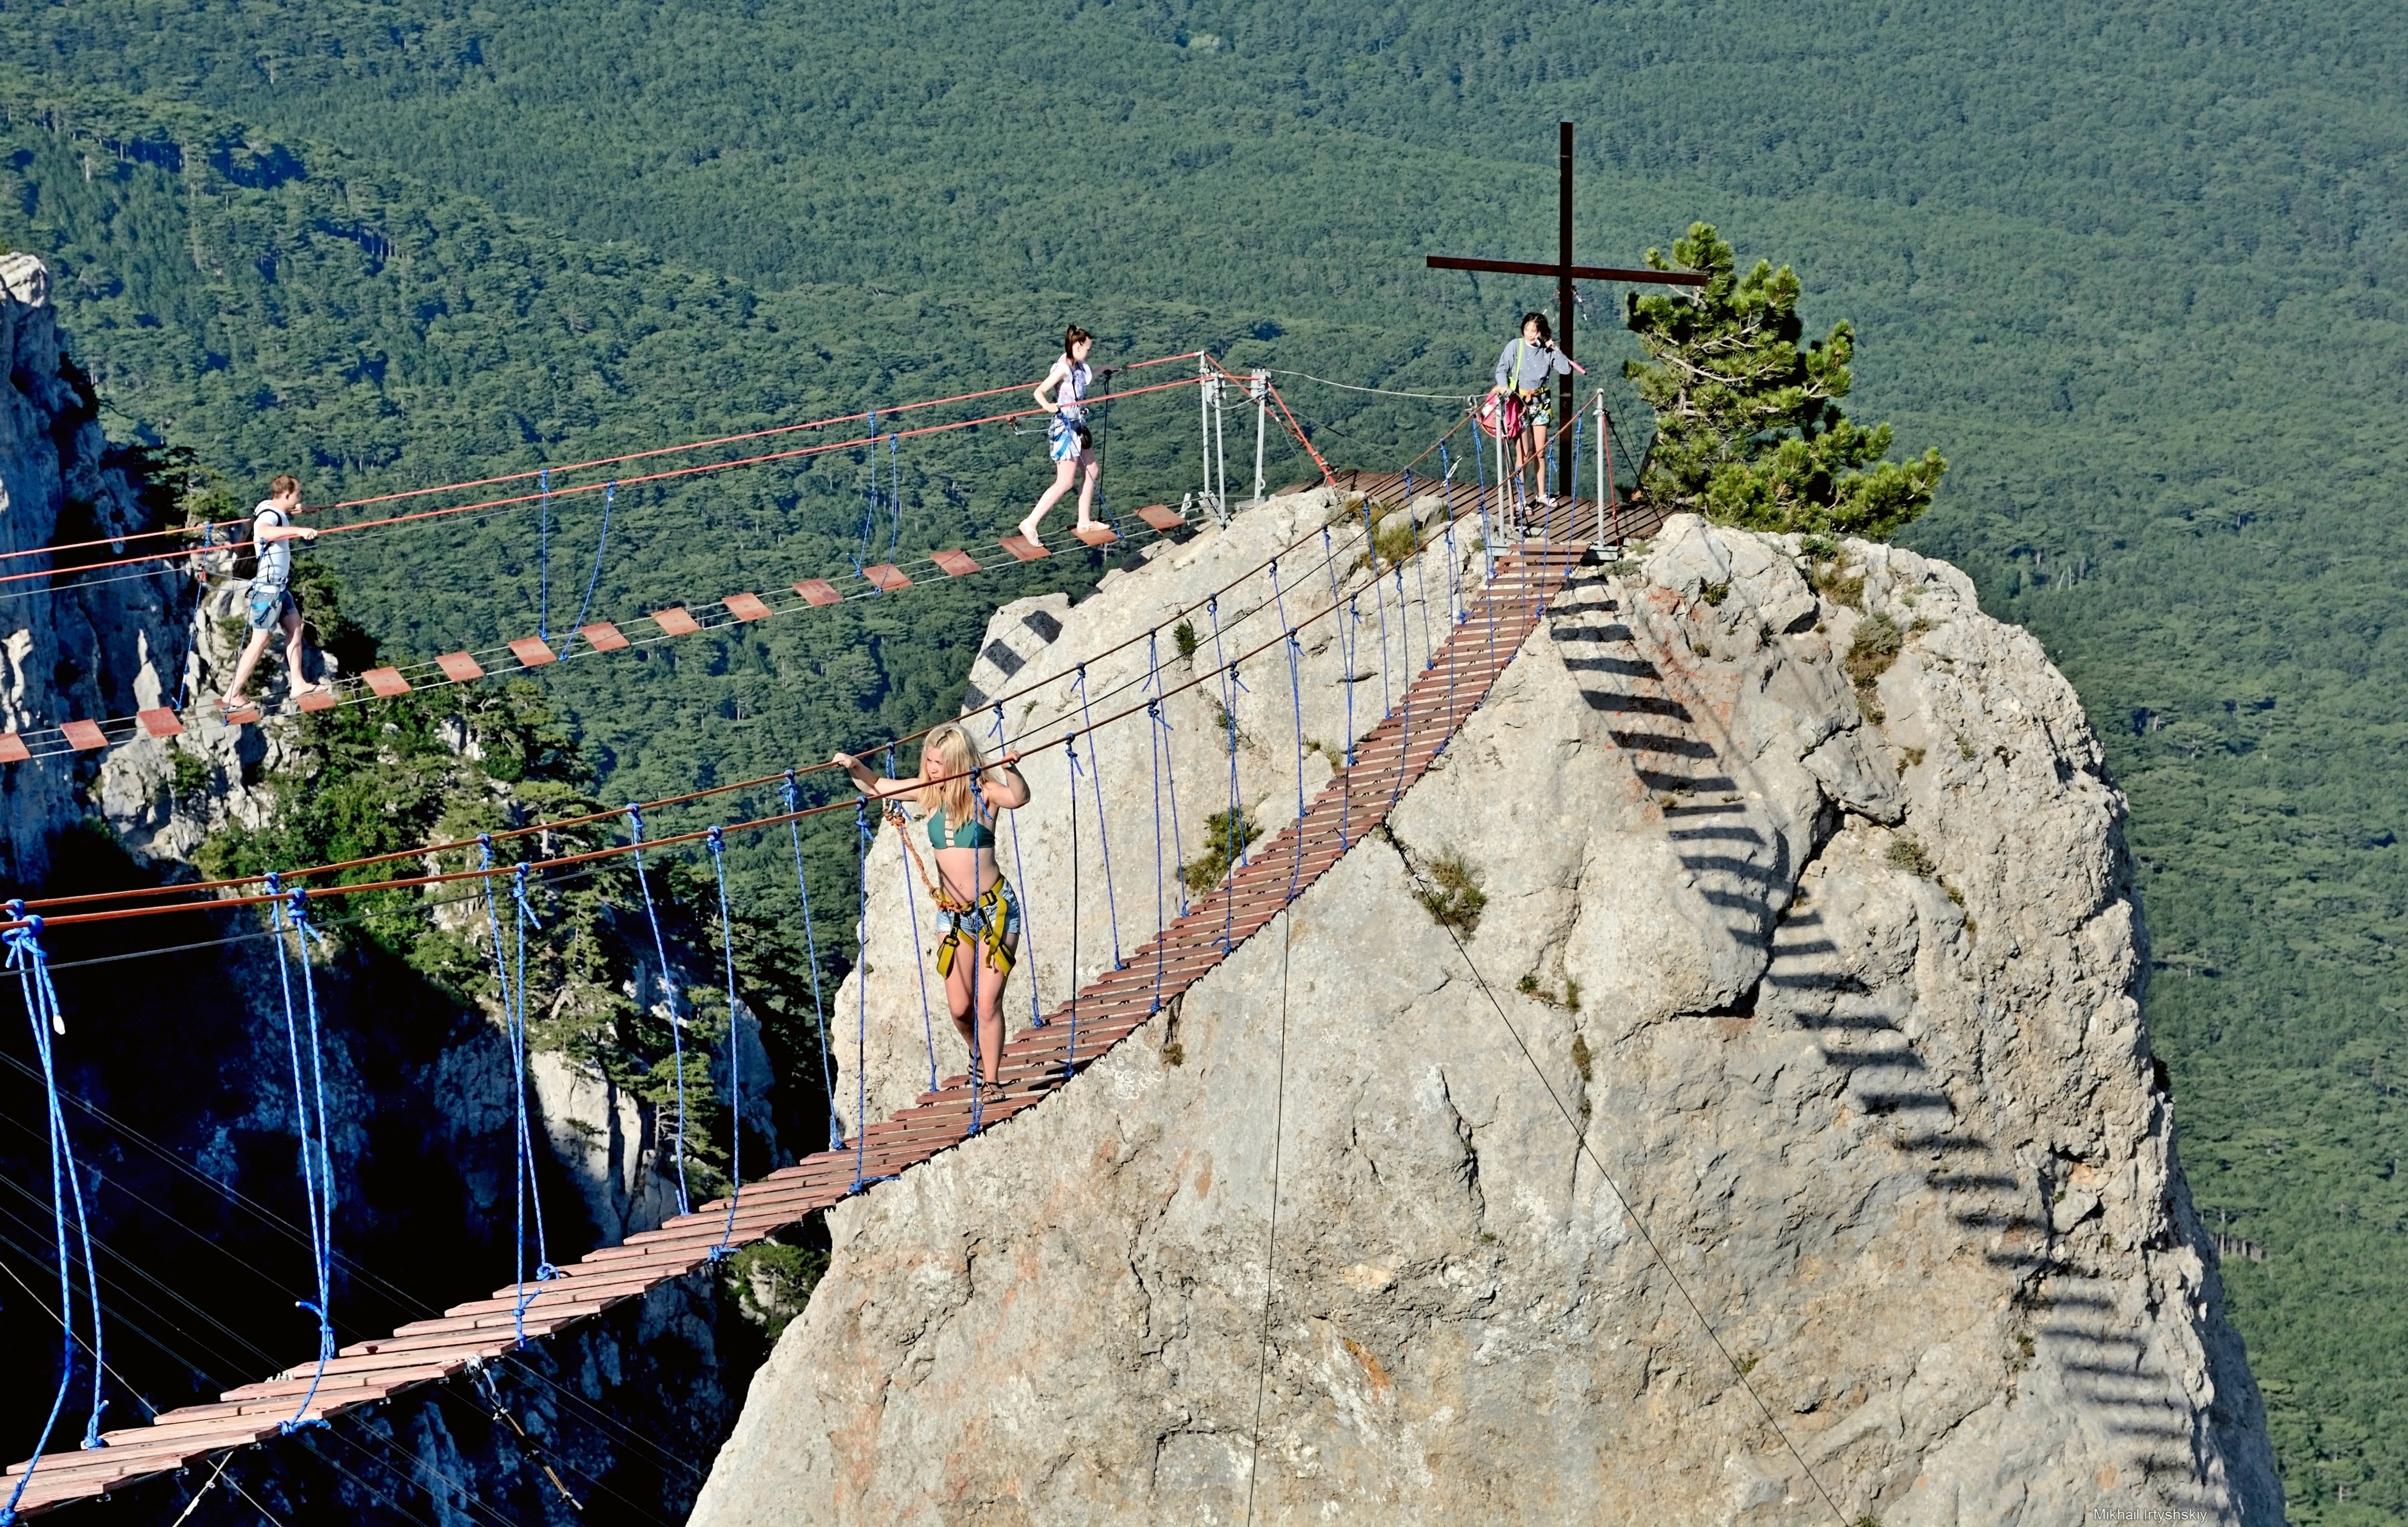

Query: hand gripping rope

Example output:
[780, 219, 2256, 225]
[556, 480, 614, 659]
[267, 880, 336, 1434]
[887, 746, 940, 1094]
[1071, 665, 1124, 970]
[1269, 561, 1308, 902]
[623, 806, 692, 1218]
[781, 771, 845, 1153]
[988, 703, 1045, 1030]
[705, 827, 743, 1259]
[2, 905, 104, 1526]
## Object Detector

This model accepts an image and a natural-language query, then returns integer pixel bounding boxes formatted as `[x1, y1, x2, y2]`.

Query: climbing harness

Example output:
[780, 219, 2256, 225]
[623, 806, 691, 1218]
[1, 905, 103, 1526]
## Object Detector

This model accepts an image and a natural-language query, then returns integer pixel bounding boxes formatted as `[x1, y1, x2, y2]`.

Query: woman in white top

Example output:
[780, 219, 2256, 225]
[1016, 326, 1101, 547]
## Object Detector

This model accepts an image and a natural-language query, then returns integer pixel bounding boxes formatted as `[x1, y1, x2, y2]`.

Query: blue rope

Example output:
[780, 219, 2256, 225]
[1360, 496, 1393, 721]
[854, 410, 880, 571]
[556, 481, 614, 658]
[1568, 407, 1585, 516]
[987, 704, 1044, 1029]
[2, 906, 103, 1523]
[1272, 562, 1307, 902]
[508, 863, 557, 1335]
[888, 746, 939, 1094]
[268, 882, 335, 1434]
[887, 433, 902, 557]
[1152, 702, 1189, 921]
[782, 772, 844, 1153]
[706, 827, 744, 1257]
[1071, 665, 1124, 969]
[848, 802, 887, 1192]
[1317, 529, 1359, 848]
[1413, 532, 1438, 671]
[537, 467, 551, 644]
[1206, 598, 1247, 952]
[624, 806, 691, 1218]
[1063, 735, 1082, 1080]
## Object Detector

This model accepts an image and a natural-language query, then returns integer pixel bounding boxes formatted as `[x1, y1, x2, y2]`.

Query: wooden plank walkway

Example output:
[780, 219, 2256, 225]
[3, 505, 1599, 1517]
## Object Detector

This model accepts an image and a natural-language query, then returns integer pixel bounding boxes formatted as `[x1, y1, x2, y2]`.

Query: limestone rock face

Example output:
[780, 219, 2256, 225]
[693, 511, 2281, 1525]
[0, 253, 200, 877]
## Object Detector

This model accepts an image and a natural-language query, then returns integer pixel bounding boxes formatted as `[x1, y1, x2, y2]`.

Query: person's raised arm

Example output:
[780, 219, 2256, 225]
[981, 750, 1032, 809]
[255, 517, 318, 545]
[831, 751, 919, 803]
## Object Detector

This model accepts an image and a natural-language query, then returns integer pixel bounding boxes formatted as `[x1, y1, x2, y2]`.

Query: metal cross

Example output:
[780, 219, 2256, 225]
[1424, 121, 1707, 498]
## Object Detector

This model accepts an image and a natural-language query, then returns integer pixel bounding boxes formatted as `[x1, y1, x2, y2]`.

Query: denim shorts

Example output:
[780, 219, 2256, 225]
[245, 585, 297, 633]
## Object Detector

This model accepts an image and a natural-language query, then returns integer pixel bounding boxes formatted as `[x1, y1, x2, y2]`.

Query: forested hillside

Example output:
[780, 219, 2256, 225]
[3, 0, 2403, 1515]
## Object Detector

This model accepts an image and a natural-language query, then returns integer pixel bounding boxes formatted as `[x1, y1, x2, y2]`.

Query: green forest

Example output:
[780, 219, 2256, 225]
[3, 0, 2403, 1515]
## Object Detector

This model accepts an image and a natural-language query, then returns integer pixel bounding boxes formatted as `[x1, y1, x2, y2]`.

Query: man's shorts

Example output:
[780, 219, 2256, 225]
[246, 584, 298, 633]
[1048, 416, 1093, 462]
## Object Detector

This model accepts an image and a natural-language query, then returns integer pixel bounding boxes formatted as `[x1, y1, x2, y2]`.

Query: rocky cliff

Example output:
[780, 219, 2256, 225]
[691, 504, 2282, 1524]
[0, 251, 195, 878]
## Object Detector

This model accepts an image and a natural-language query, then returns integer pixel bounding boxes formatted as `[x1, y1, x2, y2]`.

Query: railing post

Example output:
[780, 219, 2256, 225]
[1594, 392, 1608, 552]
[1250, 369, 1269, 514]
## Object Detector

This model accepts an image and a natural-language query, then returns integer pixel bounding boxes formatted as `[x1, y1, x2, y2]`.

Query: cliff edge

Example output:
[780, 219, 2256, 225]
[694, 504, 2278, 1524]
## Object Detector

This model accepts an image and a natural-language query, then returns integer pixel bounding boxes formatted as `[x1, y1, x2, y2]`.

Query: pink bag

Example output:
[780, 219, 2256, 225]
[1477, 390, 1522, 440]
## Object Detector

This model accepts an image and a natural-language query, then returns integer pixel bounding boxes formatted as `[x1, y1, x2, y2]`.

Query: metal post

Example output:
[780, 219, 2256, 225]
[1557, 119, 1575, 504]
[1198, 353, 1214, 520]
[1213, 374, 1228, 524]
[1250, 370, 1269, 514]
[1595, 391, 1608, 551]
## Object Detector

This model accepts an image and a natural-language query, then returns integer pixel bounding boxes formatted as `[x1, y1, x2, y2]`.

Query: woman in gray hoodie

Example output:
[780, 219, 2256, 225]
[1491, 312, 1585, 515]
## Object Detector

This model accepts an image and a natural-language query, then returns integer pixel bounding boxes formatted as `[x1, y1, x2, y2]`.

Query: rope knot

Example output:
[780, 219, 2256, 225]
[623, 803, 645, 840]
[707, 825, 726, 857]
[780, 767, 800, 812]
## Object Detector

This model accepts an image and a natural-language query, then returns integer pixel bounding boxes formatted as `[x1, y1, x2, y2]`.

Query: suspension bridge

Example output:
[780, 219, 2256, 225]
[1, 341, 1669, 1518]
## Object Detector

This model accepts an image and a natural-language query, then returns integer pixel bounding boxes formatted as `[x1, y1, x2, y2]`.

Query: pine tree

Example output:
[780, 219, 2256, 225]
[1624, 224, 1945, 541]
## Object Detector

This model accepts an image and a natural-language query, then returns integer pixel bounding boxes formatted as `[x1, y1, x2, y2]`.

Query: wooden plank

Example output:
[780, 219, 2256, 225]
[724, 592, 774, 622]
[1137, 503, 1185, 533]
[1071, 523, 1119, 547]
[435, 652, 485, 683]
[0, 733, 25, 764]
[362, 667, 412, 697]
[651, 607, 702, 637]
[297, 687, 340, 713]
[997, 536, 1049, 562]
[137, 707, 184, 739]
[931, 549, 980, 577]
[509, 636, 558, 668]
[60, 719, 106, 751]
[861, 564, 912, 592]
[794, 579, 842, 606]
[577, 621, 631, 652]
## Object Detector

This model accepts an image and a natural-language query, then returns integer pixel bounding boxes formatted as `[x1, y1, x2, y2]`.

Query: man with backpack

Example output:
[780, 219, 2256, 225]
[220, 474, 326, 713]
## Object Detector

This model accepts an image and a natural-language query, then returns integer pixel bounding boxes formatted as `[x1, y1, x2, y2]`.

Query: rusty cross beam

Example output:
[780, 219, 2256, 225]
[1424, 121, 1708, 498]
